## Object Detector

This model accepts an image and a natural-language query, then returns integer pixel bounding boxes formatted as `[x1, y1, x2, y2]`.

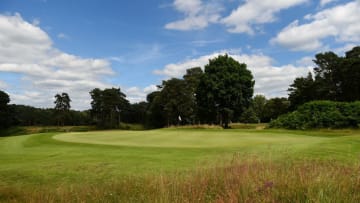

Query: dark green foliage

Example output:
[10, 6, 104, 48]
[145, 68, 204, 128]
[146, 91, 167, 128]
[146, 78, 196, 127]
[121, 102, 148, 124]
[289, 46, 360, 108]
[89, 88, 129, 129]
[146, 55, 254, 129]
[183, 67, 203, 124]
[270, 101, 360, 129]
[288, 72, 316, 110]
[263, 97, 290, 122]
[54, 92, 71, 126]
[313, 52, 342, 100]
[161, 78, 195, 125]
[196, 55, 254, 128]
[0, 90, 12, 129]
[252, 95, 266, 122]
[12, 105, 54, 126]
[10, 105, 91, 126]
[341, 47, 360, 101]
[240, 107, 259, 123]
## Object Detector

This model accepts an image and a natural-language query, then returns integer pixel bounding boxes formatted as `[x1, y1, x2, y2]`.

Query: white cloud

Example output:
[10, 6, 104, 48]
[0, 13, 116, 110]
[222, 0, 308, 34]
[143, 85, 158, 94]
[165, 0, 222, 30]
[272, 1, 360, 51]
[296, 56, 315, 66]
[124, 85, 158, 103]
[154, 51, 311, 98]
[333, 43, 359, 55]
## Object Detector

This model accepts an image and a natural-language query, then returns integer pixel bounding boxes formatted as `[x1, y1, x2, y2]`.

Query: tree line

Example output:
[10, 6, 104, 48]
[1, 46, 359, 130]
[271, 46, 360, 129]
[288, 46, 360, 109]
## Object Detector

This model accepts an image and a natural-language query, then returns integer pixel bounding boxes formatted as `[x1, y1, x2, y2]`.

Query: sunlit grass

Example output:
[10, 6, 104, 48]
[0, 128, 360, 202]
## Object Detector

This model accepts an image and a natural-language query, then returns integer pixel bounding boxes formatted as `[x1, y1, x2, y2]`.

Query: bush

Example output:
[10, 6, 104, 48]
[270, 101, 360, 129]
[240, 107, 259, 123]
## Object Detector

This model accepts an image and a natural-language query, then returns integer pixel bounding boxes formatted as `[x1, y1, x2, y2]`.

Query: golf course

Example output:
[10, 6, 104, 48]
[1, 127, 360, 202]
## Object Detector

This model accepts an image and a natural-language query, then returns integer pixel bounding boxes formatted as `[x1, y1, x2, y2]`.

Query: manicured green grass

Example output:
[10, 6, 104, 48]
[54, 128, 360, 160]
[0, 128, 360, 202]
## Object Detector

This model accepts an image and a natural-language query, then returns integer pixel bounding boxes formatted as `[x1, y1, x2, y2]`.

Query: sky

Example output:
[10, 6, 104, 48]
[0, 0, 359, 110]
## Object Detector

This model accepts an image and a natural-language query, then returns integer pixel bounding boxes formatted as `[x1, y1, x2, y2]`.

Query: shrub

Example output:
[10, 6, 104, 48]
[270, 101, 360, 129]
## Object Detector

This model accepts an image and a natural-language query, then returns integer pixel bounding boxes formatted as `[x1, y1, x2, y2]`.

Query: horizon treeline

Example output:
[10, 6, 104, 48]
[0, 46, 359, 130]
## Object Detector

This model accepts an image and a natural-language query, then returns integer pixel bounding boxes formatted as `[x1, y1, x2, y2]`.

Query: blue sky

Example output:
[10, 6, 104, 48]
[0, 0, 359, 109]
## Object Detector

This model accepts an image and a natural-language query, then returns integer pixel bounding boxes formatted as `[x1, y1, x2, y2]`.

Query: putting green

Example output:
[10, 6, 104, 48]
[53, 128, 325, 148]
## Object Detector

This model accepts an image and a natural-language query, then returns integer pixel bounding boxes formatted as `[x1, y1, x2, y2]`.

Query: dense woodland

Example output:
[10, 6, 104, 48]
[0, 46, 359, 130]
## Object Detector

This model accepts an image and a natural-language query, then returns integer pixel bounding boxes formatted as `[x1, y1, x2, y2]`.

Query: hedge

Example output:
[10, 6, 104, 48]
[269, 101, 360, 129]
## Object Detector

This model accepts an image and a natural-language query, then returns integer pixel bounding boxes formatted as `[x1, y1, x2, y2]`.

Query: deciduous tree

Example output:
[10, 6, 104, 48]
[196, 55, 254, 128]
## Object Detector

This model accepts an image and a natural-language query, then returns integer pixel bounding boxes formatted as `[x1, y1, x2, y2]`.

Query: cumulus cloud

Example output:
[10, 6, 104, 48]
[333, 43, 359, 55]
[165, 0, 308, 33]
[165, 0, 222, 30]
[271, 1, 360, 51]
[124, 85, 159, 103]
[296, 56, 315, 66]
[221, 0, 308, 34]
[154, 51, 311, 98]
[0, 13, 116, 109]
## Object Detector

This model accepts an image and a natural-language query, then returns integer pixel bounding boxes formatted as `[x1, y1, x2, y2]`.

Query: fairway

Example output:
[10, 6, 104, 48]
[1, 128, 360, 202]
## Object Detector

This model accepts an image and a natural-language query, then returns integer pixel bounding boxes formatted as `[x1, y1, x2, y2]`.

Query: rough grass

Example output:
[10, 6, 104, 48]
[0, 126, 95, 137]
[1, 157, 359, 202]
[1, 128, 360, 202]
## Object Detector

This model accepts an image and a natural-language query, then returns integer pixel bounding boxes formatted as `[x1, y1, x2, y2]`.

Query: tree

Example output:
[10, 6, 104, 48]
[288, 46, 360, 108]
[288, 72, 316, 109]
[240, 107, 258, 123]
[144, 67, 204, 128]
[252, 95, 266, 122]
[54, 92, 71, 126]
[313, 51, 342, 100]
[121, 102, 148, 124]
[89, 88, 129, 128]
[0, 90, 12, 129]
[146, 91, 166, 128]
[196, 55, 255, 128]
[160, 78, 194, 126]
[183, 67, 203, 124]
[263, 97, 290, 122]
[183, 67, 203, 92]
[341, 46, 360, 101]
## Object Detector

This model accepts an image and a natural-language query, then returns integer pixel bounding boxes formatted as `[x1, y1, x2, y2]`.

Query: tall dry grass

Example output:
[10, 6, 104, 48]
[1, 156, 359, 202]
